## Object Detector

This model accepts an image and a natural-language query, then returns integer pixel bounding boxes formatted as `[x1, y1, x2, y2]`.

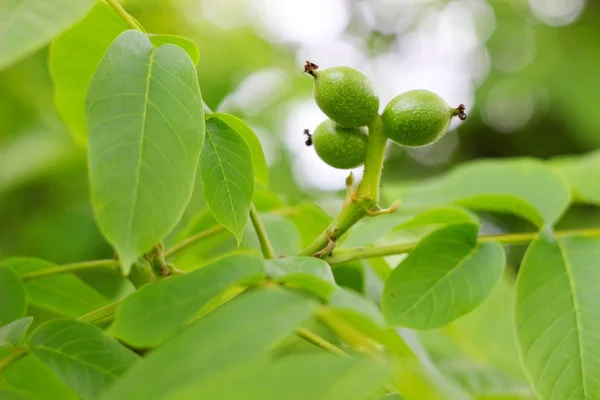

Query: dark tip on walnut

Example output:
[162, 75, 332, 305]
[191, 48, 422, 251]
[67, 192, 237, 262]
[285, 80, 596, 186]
[304, 61, 319, 76]
[304, 129, 313, 146]
[456, 104, 467, 121]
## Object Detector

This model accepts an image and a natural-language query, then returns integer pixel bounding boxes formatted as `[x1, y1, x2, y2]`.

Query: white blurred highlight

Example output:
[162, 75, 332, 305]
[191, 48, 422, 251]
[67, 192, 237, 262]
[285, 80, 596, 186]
[528, 0, 586, 26]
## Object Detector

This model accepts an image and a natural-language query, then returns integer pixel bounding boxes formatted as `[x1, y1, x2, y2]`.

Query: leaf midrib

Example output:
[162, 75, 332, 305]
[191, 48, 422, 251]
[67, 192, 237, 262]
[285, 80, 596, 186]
[124, 46, 155, 248]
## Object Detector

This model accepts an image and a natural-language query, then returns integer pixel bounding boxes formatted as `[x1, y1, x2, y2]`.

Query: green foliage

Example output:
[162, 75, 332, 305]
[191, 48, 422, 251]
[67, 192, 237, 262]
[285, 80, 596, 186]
[515, 230, 600, 399]
[200, 117, 254, 242]
[382, 223, 505, 329]
[111, 252, 265, 347]
[101, 289, 315, 399]
[385, 159, 570, 227]
[86, 30, 204, 273]
[29, 319, 139, 399]
[0, 0, 96, 70]
[2, 2, 600, 399]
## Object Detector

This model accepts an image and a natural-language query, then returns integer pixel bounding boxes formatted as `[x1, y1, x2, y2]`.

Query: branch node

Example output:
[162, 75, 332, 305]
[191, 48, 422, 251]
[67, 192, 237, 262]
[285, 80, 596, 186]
[312, 234, 336, 258]
[365, 200, 401, 217]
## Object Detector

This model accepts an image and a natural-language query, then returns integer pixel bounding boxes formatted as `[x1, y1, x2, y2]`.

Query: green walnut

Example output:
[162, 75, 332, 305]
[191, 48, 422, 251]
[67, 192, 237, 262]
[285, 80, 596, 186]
[381, 89, 466, 147]
[305, 61, 379, 128]
[308, 119, 368, 169]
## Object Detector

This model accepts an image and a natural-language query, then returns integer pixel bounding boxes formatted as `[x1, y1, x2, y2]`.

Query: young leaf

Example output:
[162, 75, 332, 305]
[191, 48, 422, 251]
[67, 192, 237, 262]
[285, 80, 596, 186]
[200, 117, 254, 243]
[0, 317, 33, 347]
[382, 223, 505, 329]
[111, 253, 265, 347]
[0, 355, 79, 400]
[169, 354, 389, 400]
[0, 265, 26, 325]
[4, 258, 110, 318]
[100, 289, 315, 400]
[29, 319, 139, 400]
[385, 159, 570, 227]
[0, 0, 96, 70]
[208, 113, 269, 187]
[147, 35, 200, 65]
[515, 230, 600, 399]
[86, 30, 204, 274]
[50, 1, 129, 145]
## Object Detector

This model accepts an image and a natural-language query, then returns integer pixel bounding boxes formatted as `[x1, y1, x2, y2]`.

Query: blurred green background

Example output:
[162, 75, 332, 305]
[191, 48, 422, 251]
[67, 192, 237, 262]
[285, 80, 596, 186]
[1, 0, 599, 264]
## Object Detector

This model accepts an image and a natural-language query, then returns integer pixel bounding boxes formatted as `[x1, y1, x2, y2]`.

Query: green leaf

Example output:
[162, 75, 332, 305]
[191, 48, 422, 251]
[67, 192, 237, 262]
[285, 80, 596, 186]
[514, 230, 600, 399]
[86, 30, 204, 274]
[550, 150, 600, 206]
[0, 355, 78, 400]
[29, 319, 139, 400]
[100, 289, 315, 400]
[4, 258, 110, 319]
[50, 1, 129, 145]
[385, 159, 570, 227]
[148, 34, 200, 65]
[111, 253, 265, 347]
[208, 113, 269, 187]
[0, 317, 32, 346]
[168, 354, 389, 400]
[266, 256, 335, 298]
[200, 117, 254, 243]
[0, 0, 96, 70]
[0, 265, 26, 325]
[382, 224, 505, 329]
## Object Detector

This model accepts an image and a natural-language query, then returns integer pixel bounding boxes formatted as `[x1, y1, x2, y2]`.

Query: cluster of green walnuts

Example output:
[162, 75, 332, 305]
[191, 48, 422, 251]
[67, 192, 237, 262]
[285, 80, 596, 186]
[303, 61, 467, 169]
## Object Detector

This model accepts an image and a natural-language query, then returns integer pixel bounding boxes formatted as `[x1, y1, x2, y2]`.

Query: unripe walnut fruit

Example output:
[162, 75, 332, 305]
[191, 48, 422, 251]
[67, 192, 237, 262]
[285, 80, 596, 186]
[381, 89, 466, 147]
[311, 119, 368, 169]
[306, 62, 379, 128]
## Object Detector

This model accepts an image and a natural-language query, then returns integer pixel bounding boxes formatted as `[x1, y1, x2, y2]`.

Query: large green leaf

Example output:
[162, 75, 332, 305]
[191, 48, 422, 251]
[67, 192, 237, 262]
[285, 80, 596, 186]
[385, 159, 570, 227]
[209, 113, 269, 187]
[86, 30, 204, 274]
[29, 319, 139, 400]
[4, 258, 110, 318]
[50, 1, 128, 145]
[51, 3, 201, 145]
[111, 253, 265, 347]
[0, 355, 78, 400]
[382, 224, 505, 329]
[169, 354, 389, 400]
[0, 265, 26, 325]
[0, 317, 32, 347]
[100, 289, 315, 400]
[0, 0, 96, 70]
[200, 117, 254, 243]
[515, 230, 600, 399]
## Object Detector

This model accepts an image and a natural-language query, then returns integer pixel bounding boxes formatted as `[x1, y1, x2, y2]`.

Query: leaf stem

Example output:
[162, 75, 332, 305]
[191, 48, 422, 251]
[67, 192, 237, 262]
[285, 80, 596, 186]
[249, 203, 276, 259]
[296, 327, 349, 357]
[163, 225, 224, 259]
[298, 117, 388, 257]
[326, 227, 600, 265]
[0, 347, 27, 372]
[105, 0, 141, 31]
[21, 260, 120, 281]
